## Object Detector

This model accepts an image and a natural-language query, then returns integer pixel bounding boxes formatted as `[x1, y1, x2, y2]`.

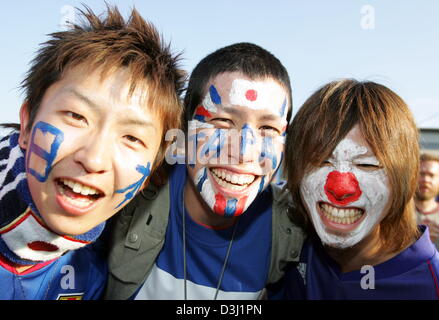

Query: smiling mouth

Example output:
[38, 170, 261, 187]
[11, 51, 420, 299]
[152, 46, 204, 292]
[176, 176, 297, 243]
[319, 202, 364, 225]
[56, 178, 104, 209]
[210, 168, 256, 192]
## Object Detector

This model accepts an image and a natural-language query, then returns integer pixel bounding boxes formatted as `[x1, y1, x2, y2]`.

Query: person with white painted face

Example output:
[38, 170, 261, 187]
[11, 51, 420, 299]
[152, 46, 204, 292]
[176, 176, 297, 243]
[277, 79, 439, 299]
[104, 43, 305, 300]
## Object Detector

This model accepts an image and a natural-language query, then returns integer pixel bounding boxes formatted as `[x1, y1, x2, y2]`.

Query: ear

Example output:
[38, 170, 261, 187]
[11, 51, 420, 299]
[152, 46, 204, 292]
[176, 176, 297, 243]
[18, 102, 31, 150]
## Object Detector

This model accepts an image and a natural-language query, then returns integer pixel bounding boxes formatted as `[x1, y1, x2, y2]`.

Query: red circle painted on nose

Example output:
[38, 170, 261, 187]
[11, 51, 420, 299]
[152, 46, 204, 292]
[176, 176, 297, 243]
[245, 89, 257, 101]
[324, 171, 362, 206]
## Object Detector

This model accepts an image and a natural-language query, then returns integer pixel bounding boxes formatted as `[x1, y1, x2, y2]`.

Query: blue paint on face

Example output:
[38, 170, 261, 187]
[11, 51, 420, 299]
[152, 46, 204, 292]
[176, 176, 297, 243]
[27, 121, 64, 183]
[115, 162, 151, 209]
[260, 136, 278, 170]
[225, 198, 238, 218]
[187, 131, 206, 168]
[196, 167, 208, 193]
[258, 176, 266, 194]
[200, 128, 226, 159]
[193, 114, 206, 122]
[279, 98, 287, 117]
[240, 124, 255, 157]
[209, 85, 222, 105]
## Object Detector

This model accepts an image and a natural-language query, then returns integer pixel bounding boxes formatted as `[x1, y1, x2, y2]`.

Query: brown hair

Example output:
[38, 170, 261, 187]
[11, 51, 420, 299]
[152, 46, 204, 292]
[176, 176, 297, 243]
[18, 4, 186, 169]
[285, 79, 420, 253]
[420, 153, 439, 164]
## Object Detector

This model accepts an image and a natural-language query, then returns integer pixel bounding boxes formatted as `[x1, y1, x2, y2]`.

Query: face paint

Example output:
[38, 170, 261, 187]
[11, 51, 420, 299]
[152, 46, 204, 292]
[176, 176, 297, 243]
[187, 72, 289, 218]
[115, 162, 151, 209]
[26, 121, 64, 183]
[229, 79, 286, 111]
[300, 126, 390, 248]
[240, 124, 255, 157]
[21, 66, 163, 236]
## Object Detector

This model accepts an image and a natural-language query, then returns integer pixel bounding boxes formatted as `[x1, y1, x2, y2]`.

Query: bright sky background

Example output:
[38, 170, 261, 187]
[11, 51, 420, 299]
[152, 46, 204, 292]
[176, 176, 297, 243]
[1, 0, 438, 128]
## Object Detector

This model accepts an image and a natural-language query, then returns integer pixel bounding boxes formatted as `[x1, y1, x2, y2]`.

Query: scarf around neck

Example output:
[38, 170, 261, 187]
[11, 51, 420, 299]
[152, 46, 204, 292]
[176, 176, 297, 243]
[0, 130, 105, 266]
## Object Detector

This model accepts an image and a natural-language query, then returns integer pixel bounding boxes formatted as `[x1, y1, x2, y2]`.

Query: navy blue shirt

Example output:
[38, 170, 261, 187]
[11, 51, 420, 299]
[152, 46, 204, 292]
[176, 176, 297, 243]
[0, 245, 106, 300]
[280, 226, 439, 300]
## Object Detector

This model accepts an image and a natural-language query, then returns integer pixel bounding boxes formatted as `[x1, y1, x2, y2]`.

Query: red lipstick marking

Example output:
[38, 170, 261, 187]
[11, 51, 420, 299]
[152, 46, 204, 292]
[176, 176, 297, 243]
[324, 171, 362, 206]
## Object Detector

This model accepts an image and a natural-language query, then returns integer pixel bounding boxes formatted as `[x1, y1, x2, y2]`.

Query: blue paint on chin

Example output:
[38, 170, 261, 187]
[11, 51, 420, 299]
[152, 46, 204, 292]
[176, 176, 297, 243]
[209, 85, 222, 105]
[224, 198, 238, 218]
[27, 121, 64, 183]
[115, 162, 151, 209]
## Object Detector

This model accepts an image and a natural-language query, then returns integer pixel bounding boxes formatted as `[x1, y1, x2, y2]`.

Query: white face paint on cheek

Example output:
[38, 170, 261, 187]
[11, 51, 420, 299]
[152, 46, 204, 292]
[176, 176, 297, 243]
[301, 137, 391, 249]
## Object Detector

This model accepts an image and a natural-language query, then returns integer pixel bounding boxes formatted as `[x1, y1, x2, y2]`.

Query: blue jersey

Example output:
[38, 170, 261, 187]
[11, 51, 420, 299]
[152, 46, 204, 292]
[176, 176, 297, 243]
[281, 226, 439, 300]
[134, 164, 272, 300]
[0, 245, 107, 300]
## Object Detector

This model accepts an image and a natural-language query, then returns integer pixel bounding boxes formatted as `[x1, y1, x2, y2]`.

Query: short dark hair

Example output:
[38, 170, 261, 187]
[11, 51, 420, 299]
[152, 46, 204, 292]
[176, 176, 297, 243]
[183, 42, 292, 130]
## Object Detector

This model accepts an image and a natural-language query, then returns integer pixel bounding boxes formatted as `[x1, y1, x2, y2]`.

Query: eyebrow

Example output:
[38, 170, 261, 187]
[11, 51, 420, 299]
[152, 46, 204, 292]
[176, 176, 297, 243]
[65, 88, 156, 130]
[220, 105, 282, 121]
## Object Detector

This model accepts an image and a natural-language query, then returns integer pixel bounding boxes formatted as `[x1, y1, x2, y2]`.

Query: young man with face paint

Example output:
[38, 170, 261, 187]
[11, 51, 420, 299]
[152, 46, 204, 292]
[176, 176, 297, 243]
[273, 79, 439, 299]
[0, 5, 185, 300]
[104, 43, 305, 300]
[415, 153, 439, 249]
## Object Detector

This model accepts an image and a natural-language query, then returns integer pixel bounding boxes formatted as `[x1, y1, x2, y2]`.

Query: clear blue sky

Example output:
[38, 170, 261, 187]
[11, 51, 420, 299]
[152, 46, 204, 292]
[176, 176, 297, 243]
[1, 0, 438, 128]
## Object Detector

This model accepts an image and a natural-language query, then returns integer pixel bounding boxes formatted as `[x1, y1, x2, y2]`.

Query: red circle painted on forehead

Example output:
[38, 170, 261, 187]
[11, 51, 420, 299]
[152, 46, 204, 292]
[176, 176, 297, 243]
[245, 89, 257, 101]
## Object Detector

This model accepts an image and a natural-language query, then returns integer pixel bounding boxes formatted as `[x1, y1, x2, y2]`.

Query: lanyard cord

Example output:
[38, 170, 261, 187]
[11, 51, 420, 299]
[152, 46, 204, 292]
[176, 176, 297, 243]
[182, 189, 239, 300]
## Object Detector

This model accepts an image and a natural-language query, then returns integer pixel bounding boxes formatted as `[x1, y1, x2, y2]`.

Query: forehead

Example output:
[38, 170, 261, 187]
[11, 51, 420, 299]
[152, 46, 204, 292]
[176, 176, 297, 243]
[421, 161, 439, 173]
[38, 65, 162, 132]
[206, 72, 288, 116]
[332, 126, 374, 158]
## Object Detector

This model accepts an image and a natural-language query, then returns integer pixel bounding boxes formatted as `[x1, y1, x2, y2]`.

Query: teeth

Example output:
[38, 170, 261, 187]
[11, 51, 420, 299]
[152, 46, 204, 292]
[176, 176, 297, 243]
[320, 203, 363, 225]
[210, 168, 255, 187]
[59, 184, 93, 208]
[60, 179, 100, 196]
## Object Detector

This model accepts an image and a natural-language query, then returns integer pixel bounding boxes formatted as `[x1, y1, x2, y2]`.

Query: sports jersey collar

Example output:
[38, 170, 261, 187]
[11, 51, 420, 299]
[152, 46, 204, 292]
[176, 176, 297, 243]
[312, 225, 436, 281]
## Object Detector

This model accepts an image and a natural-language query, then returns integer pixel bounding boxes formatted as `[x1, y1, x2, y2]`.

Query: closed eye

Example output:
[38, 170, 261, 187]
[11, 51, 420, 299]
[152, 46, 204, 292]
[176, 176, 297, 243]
[356, 163, 382, 171]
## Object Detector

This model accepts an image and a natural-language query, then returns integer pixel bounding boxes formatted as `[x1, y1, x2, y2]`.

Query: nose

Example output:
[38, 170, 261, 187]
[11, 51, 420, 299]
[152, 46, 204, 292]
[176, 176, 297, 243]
[238, 124, 257, 164]
[73, 133, 112, 174]
[324, 171, 362, 205]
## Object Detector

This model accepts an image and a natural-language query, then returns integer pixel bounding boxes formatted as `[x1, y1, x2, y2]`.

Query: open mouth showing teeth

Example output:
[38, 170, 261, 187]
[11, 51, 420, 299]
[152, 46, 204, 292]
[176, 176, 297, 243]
[319, 202, 364, 225]
[210, 168, 256, 192]
[56, 178, 103, 209]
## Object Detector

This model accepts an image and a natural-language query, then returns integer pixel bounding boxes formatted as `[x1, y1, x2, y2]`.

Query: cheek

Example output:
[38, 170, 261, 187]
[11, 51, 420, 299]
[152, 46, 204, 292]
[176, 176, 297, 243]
[300, 169, 328, 205]
[259, 137, 284, 176]
[26, 122, 65, 183]
[357, 170, 391, 210]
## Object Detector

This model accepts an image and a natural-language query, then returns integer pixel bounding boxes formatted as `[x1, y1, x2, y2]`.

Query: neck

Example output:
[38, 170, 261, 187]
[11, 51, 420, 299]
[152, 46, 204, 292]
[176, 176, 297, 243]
[324, 226, 399, 273]
[415, 197, 439, 213]
[184, 180, 237, 229]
